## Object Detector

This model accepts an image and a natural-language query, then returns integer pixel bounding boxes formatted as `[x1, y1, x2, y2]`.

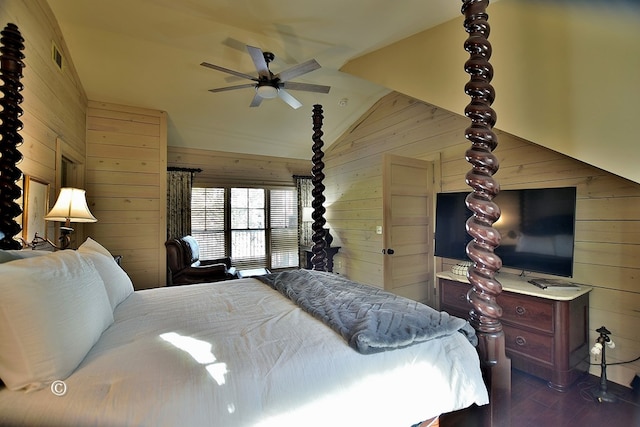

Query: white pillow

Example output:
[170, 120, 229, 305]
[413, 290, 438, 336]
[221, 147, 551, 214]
[0, 249, 52, 264]
[78, 237, 113, 258]
[78, 238, 134, 310]
[0, 250, 114, 391]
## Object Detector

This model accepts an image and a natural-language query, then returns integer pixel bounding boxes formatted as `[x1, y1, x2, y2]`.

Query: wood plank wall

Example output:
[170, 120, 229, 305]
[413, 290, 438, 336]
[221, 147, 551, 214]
[324, 91, 640, 387]
[168, 146, 312, 187]
[85, 101, 167, 290]
[324, 93, 466, 286]
[1, 0, 88, 241]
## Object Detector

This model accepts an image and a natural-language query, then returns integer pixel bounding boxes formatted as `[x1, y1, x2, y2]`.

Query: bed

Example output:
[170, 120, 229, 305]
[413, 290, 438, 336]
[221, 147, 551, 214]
[0, 1, 510, 425]
[0, 241, 488, 426]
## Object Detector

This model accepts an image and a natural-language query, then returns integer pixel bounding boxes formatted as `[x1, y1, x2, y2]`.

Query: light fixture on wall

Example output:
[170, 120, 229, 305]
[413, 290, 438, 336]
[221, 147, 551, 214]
[42, 187, 97, 249]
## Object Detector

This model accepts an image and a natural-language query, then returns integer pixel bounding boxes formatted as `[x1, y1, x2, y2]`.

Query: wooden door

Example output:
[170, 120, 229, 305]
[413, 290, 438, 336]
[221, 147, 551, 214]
[383, 154, 435, 305]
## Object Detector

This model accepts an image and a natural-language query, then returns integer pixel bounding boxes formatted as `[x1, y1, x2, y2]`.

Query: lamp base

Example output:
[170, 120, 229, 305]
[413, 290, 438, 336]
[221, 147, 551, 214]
[592, 388, 617, 403]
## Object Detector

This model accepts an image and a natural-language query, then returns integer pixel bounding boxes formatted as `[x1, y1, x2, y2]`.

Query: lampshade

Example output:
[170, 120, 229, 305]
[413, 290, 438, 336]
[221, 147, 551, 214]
[302, 207, 314, 222]
[45, 188, 97, 224]
[256, 85, 278, 99]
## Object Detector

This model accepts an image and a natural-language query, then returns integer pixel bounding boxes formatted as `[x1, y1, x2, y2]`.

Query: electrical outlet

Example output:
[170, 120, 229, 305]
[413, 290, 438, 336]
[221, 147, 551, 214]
[376, 225, 383, 234]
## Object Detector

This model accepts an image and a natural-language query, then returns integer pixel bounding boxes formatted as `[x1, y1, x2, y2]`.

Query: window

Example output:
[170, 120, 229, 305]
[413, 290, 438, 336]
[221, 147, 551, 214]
[191, 187, 298, 270]
[231, 188, 266, 268]
[191, 188, 225, 260]
[270, 189, 299, 269]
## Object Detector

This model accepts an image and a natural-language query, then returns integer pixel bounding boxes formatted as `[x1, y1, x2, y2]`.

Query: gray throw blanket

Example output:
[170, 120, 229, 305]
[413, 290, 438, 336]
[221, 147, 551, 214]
[255, 269, 477, 354]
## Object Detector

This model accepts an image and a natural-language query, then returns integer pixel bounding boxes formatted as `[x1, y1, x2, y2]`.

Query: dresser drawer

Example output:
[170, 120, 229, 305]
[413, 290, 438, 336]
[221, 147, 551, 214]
[437, 274, 590, 390]
[503, 324, 553, 364]
[440, 280, 472, 313]
[498, 292, 553, 333]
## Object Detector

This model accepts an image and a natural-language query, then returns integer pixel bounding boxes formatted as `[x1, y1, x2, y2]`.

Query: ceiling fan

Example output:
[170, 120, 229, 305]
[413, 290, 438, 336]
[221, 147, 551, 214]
[201, 45, 330, 109]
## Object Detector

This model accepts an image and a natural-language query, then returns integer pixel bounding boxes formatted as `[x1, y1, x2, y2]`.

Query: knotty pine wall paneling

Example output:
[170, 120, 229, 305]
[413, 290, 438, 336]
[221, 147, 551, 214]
[324, 91, 640, 388]
[1, 0, 88, 242]
[85, 101, 167, 289]
[168, 146, 311, 187]
[324, 93, 467, 286]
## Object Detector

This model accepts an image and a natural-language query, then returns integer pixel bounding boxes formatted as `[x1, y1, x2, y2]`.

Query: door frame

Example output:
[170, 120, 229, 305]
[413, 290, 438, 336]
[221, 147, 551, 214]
[382, 153, 441, 306]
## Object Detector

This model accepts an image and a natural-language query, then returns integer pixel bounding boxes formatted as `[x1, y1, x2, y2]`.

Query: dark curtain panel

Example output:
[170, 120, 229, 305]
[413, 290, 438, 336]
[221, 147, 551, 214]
[294, 175, 313, 248]
[167, 169, 200, 240]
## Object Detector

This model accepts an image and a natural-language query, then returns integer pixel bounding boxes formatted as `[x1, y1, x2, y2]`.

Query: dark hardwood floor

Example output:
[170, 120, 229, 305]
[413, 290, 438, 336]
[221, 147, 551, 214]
[440, 369, 640, 426]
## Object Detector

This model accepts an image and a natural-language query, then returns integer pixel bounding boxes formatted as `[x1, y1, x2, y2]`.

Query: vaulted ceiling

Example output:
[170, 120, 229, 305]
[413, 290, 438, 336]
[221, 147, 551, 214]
[48, 1, 640, 185]
[47, 0, 465, 160]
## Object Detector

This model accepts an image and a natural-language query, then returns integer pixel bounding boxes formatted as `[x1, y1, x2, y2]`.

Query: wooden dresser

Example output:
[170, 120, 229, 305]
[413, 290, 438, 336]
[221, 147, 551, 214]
[437, 271, 591, 391]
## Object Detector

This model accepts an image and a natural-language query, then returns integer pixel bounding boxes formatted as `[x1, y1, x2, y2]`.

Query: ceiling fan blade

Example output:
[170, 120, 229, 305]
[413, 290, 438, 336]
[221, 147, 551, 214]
[276, 59, 321, 82]
[246, 45, 270, 79]
[201, 62, 257, 81]
[249, 92, 263, 108]
[282, 81, 331, 94]
[278, 89, 302, 109]
[208, 83, 256, 93]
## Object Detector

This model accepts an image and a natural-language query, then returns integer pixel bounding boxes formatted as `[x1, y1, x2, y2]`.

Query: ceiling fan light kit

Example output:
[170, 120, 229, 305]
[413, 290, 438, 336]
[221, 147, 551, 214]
[202, 45, 330, 109]
[256, 85, 278, 99]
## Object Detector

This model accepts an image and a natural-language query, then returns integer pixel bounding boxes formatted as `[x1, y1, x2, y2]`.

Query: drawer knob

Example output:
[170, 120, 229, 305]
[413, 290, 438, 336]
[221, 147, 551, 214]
[515, 336, 527, 346]
[458, 294, 466, 301]
[515, 305, 526, 316]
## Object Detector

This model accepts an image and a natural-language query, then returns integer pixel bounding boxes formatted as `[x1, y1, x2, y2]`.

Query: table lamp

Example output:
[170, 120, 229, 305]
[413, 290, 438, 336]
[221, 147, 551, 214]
[43, 187, 97, 249]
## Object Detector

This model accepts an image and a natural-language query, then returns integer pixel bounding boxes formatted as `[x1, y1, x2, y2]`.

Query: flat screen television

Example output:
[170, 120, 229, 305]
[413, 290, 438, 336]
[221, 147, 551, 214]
[434, 187, 577, 277]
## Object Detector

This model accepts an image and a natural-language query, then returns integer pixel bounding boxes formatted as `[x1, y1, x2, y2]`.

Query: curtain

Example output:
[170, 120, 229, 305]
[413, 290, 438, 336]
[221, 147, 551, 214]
[167, 168, 199, 240]
[294, 175, 313, 247]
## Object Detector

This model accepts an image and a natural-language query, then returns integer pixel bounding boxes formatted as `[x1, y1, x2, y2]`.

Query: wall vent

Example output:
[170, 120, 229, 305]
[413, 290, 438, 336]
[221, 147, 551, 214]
[52, 42, 63, 70]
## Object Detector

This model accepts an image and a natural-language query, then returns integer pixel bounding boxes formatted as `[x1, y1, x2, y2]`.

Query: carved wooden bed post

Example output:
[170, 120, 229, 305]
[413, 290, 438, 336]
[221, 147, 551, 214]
[310, 104, 328, 271]
[0, 23, 25, 250]
[461, 1, 511, 426]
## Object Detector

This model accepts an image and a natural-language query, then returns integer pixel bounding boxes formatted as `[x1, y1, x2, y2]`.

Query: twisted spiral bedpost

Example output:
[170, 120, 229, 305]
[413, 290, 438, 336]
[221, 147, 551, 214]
[461, 1, 511, 425]
[0, 23, 25, 250]
[310, 104, 327, 271]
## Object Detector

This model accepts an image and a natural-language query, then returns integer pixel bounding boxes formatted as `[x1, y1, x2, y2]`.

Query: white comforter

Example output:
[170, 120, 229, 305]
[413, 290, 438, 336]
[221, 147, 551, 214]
[0, 278, 488, 426]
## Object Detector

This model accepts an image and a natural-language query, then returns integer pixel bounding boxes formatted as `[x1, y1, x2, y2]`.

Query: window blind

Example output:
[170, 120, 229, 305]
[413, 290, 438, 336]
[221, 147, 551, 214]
[270, 188, 298, 269]
[191, 186, 299, 270]
[191, 187, 226, 260]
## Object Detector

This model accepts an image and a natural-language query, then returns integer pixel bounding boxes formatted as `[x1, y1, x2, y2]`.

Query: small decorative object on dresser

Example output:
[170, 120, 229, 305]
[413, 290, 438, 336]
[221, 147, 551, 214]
[528, 278, 581, 291]
[438, 271, 592, 391]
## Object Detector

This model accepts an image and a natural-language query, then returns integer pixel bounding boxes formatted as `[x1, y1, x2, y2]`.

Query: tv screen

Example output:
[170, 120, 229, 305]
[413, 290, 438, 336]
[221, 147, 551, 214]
[434, 187, 577, 277]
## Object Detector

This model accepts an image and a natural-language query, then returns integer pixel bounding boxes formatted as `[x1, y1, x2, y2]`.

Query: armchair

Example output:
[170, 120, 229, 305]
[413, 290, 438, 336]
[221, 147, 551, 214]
[165, 235, 237, 286]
